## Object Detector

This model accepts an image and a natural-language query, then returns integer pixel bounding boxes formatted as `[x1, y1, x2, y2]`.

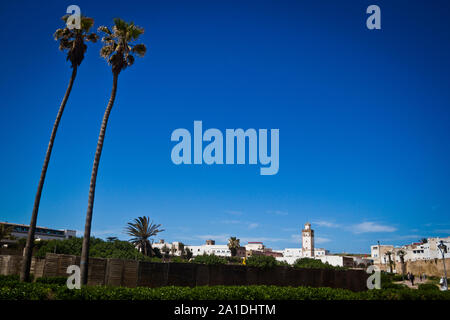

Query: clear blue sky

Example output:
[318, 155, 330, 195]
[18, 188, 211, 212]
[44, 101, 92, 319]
[1, 0, 449, 253]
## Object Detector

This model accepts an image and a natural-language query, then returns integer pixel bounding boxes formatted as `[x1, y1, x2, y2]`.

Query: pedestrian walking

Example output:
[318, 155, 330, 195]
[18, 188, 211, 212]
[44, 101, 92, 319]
[410, 273, 415, 286]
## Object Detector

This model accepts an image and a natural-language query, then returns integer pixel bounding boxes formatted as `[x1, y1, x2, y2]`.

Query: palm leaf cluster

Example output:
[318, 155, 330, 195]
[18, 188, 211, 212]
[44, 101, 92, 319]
[54, 15, 98, 68]
[98, 18, 147, 74]
[228, 237, 241, 257]
[125, 217, 164, 257]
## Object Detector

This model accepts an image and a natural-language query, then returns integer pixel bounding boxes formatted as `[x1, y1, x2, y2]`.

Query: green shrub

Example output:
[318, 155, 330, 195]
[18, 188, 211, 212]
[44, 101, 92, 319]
[391, 274, 404, 281]
[1, 275, 450, 300]
[169, 256, 187, 263]
[35, 276, 68, 285]
[276, 260, 291, 267]
[226, 256, 243, 264]
[246, 255, 277, 269]
[0, 274, 20, 287]
[418, 283, 439, 291]
[293, 258, 342, 270]
[192, 254, 227, 265]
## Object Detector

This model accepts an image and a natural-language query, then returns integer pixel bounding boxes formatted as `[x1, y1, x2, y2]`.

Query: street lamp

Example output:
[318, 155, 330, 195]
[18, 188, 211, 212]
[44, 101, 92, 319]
[437, 240, 448, 291]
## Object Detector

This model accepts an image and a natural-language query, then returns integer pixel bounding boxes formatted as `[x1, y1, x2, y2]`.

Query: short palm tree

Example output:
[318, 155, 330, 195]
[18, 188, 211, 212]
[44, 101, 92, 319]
[125, 217, 164, 257]
[228, 237, 240, 257]
[385, 251, 393, 273]
[397, 249, 406, 279]
[80, 18, 146, 285]
[20, 16, 98, 282]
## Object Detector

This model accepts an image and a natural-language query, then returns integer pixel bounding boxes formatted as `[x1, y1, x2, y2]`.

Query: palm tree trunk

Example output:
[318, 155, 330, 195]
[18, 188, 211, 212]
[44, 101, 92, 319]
[80, 72, 119, 285]
[20, 66, 78, 282]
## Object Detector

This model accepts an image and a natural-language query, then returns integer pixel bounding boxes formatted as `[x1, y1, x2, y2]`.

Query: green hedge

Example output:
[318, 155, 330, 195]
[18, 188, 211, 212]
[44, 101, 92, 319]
[1, 276, 450, 300]
[192, 254, 227, 265]
[418, 283, 439, 291]
[246, 255, 278, 269]
[35, 276, 68, 285]
[293, 258, 344, 270]
[35, 237, 154, 261]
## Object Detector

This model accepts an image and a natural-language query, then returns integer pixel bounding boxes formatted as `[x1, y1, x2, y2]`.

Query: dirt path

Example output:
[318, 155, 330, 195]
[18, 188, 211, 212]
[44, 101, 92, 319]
[394, 278, 427, 289]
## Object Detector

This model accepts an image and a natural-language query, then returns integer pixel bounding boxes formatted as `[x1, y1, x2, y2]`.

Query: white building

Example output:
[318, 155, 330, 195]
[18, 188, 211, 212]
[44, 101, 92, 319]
[403, 237, 450, 261]
[245, 242, 265, 251]
[153, 239, 243, 257]
[369, 237, 450, 272]
[187, 244, 232, 257]
[0, 222, 76, 245]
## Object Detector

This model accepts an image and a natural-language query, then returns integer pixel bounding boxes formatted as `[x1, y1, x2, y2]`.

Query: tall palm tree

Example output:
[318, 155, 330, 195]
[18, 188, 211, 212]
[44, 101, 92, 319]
[125, 217, 164, 257]
[79, 18, 146, 285]
[228, 237, 240, 257]
[20, 16, 98, 282]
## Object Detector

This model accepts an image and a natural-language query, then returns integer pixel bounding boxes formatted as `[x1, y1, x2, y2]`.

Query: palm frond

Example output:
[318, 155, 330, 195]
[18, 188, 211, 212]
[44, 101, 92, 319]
[131, 44, 146, 57]
[98, 18, 146, 73]
[54, 14, 98, 67]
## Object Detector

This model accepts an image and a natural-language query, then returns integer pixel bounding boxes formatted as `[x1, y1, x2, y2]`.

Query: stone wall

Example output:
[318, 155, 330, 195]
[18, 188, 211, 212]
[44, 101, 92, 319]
[0, 253, 368, 291]
[405, 258, 450, 277]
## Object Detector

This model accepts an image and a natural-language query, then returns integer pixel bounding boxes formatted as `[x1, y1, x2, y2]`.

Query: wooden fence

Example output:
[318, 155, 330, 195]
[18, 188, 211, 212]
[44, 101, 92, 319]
[0, 253, 368, 291]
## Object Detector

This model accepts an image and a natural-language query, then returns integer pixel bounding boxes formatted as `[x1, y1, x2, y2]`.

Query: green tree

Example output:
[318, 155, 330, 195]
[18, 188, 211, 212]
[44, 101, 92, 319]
[123, 217, 164, 258]
[0, 224, 14, 243]
[227, 237, 240, 257]
[35, 237, 153, 261]
[185, 248, 193, 260]
[178, 243, 185, 257]
[80, 18, 146, 285]
[293, 257, 342, 270]
[161, 244, 170, 258]
[246, 255, 278, 269]
[192, 253, 227, 265]
[20, 16, 98, 282]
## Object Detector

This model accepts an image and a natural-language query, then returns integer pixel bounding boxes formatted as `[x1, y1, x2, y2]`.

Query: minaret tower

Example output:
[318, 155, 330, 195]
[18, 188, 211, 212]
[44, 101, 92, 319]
[302, 222, 314, 258]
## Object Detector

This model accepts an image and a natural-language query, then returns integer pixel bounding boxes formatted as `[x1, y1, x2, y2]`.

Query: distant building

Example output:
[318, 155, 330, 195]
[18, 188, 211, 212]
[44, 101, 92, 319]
[0, 221, 76, 246]
[370, 244, 395, 265]
[245, 242, 264, 251]
[153, 239, 246, 258]
[369, 237, 450, 273]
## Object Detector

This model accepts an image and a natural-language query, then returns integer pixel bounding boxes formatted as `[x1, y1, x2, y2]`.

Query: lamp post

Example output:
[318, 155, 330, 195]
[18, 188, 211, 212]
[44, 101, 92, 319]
[437, 240, 448, 291]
